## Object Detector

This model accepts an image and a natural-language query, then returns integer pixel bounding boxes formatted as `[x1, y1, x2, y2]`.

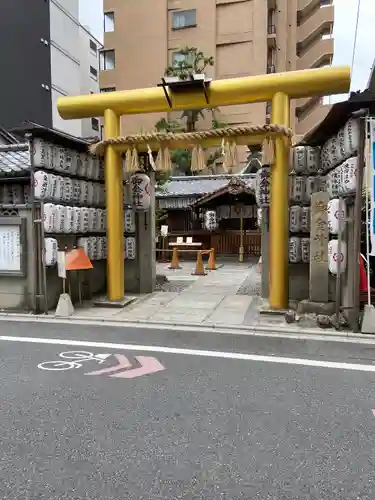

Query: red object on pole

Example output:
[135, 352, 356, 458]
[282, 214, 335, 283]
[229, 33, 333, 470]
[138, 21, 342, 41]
[359, 254, 368, 292]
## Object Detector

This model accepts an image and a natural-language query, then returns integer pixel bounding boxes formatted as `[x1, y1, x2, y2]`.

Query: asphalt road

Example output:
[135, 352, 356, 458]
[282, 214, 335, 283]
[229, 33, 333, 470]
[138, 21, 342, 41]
[0, 320, 375, 499]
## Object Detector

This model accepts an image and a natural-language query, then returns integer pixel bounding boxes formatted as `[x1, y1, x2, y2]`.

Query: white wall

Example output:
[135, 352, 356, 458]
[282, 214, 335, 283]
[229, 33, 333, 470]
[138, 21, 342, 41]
[79, 25, 102, 137]
[49, 0, 102, 137]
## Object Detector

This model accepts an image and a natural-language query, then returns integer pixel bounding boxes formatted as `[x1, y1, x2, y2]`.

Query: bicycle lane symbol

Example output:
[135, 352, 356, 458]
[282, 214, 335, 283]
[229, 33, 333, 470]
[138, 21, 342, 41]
[37, 351, 165, 379]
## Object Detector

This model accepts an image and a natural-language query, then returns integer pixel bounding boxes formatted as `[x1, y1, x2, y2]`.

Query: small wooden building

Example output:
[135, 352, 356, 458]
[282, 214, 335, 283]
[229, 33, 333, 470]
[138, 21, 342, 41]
[156, 174, 261, 258]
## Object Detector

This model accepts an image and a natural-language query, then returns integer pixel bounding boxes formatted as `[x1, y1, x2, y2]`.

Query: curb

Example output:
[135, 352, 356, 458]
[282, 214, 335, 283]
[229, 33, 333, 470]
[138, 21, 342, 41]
[0, 311, 373, 341]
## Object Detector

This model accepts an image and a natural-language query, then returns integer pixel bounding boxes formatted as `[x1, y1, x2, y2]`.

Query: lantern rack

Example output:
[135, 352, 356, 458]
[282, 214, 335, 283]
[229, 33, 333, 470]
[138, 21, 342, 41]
[157, 73, 212, 108]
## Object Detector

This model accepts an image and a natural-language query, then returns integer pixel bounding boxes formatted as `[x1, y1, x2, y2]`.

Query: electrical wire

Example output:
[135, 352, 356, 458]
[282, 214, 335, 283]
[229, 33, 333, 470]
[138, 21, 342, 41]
[350, 0, 361, 78]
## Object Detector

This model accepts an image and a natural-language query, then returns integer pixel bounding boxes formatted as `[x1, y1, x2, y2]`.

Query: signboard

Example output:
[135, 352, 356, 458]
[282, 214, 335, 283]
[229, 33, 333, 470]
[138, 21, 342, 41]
[0, 226, 21, 272]
[369, 118, 375, 255]
[57, 251, 67, 279]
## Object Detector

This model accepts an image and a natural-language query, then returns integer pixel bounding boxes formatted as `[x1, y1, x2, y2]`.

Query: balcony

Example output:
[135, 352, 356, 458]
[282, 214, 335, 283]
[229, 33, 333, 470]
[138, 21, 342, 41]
[298, 5, 334, 49]
[267, 24, 276, 48]
[267, 64, 276, 74]
[298, 0, 333, 19]
[297, 37, 333, 70]
[296, 102, 332, 137]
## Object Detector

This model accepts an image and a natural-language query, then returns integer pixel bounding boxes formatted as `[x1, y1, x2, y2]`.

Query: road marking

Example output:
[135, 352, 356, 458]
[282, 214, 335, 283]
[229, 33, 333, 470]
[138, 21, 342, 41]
[110, 356, 165, 379]
[85, 354, 131, 376]
[1, 334, 375, 373]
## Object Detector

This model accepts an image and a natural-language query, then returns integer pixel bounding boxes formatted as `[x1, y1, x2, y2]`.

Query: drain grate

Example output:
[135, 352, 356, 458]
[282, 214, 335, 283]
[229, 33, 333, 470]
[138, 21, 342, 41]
[155, 279, 194, 293]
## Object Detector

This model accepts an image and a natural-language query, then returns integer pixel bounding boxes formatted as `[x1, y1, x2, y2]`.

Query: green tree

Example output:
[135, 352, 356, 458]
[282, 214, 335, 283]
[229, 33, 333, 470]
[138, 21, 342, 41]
[155, 46, 227, 175]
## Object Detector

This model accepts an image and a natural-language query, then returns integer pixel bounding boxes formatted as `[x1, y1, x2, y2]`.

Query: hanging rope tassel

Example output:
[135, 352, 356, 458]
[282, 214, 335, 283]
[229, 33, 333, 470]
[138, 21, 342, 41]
[262, 137, 275, 165]
[125, 148, 132, 172]
[147, 144, 156, 171]
[129, 146, 140, 172]
[197, 145, 206, 172]
[190, 145, 199, 173]
[163, 146, 172, 172]
[223, 140, 234, 173]
[230, 141, 238, 169]
[155, 147, 162, 171]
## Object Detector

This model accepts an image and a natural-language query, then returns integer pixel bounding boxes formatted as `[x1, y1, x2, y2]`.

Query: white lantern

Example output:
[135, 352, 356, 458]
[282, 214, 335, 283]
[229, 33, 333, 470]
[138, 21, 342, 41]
[327, 198, 346, 235]
[293, 146, 307, 174]
[55, 205, 66, 233]
[72, 207, 81, 233]
[32, 139, 50, 168]
[79, 207, 90, 233]
[79, 180, 89, 205]
[87, 182, 95, 206]
[301, 238, 310, 263]
[86, 156, 95, 179]
[34, 170, 51, 200]
[125, 236, 136, 259]
[96, 237, 105, 260]
[130, 172, 151, 212]
[44, 238, 58, 266]
[124, 207, 136, 233]
[78, 153, 89, 178]
[43, 203, 57, 233]
[289, 206, 302, 233]
[300, 207, 311, 233]
[63, 206, 74, 234]
[343, 118, 360, 157]
[77, 237, 89, 256]
[338, 156, 357, 196]
[62, 177, 73, 203]
[96, 209, 106, 232]
[72, 179, 81, 204]
[204, 210, 218, 231]
[289, 237, 301, 264]
[92, 157, 100, 180]
[88, 236, 98, 260]
[289, 176, 305, 203]
[88, 208, 97, 232]
[305, 146, 320, 174]
[328, 239, 347, 275]
[304, 176, 318, 203]
[93, 182, 101, 206]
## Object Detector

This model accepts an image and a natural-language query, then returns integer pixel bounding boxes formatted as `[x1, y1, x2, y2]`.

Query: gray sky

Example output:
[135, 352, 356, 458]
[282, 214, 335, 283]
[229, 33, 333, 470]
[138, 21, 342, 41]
[79, 0, 374, 96]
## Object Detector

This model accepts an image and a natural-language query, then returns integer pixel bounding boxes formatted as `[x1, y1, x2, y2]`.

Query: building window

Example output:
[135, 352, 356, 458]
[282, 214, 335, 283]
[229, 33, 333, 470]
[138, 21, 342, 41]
[100, 50, 115, 70]
[172, 9, 196, 30]
[100, 87, 116, 92]
[91, 118, 99, 131]
[90, 39, 97, 54]
[90, 65, 98, 80]
[104, 11, 115, 32]
[172, 51, 195, 67]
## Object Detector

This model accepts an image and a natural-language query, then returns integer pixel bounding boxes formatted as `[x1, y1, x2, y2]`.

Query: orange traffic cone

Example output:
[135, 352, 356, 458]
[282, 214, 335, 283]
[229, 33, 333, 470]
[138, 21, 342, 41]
[192, 251, 207, 276]
[168, 247, 181, 269]
[206, 248, 217, 271]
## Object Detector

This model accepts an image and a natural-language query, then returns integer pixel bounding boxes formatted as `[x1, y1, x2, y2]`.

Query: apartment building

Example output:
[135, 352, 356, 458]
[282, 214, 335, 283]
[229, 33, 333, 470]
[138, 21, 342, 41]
[0, 0, 102, 137]
[100, 0, 334, 140]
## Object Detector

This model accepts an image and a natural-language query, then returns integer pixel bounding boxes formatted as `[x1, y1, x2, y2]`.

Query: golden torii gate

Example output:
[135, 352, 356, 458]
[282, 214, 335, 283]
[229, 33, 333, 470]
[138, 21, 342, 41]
[57, 66, 350, 310]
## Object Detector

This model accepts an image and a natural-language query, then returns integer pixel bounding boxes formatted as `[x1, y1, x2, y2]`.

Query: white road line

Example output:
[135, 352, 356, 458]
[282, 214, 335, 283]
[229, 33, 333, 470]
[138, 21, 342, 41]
[0, 335, 375, 372]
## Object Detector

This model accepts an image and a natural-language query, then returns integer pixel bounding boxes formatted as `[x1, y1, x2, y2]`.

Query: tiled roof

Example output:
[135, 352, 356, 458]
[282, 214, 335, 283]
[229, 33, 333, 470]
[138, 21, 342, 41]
[0, 143, 30, 177]
[156, 174, 256, 198]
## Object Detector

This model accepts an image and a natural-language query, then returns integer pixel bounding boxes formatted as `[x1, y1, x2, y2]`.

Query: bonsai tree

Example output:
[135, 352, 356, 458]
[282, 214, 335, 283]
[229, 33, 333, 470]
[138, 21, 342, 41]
[155, 46, 227, 175]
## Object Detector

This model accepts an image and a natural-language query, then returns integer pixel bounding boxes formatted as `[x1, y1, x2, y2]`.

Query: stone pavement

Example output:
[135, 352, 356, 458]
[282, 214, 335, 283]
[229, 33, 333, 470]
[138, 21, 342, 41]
[70, 261, 267, 327]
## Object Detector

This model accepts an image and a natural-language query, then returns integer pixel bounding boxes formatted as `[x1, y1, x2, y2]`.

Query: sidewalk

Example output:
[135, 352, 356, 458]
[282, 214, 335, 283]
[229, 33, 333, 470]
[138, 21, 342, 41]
[58, 261, 331, 334]
[71, 261, 260, 326]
